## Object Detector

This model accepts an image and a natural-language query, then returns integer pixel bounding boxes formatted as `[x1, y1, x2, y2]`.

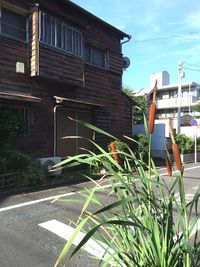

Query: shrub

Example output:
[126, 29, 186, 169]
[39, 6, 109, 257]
[132, 134, 148, 160]
[0, 110, 24, 151]
[175, 133, 194, 154]
[20, 159, 44, 186]
[0, 110, 44, 187]
[0, 149, 44, 186]
[52, 120, 199, 267]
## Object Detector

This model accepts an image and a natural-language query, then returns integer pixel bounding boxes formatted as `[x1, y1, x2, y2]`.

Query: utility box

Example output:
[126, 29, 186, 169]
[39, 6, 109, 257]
[39, 157, 62, 176]
[16, 62, 25, 74]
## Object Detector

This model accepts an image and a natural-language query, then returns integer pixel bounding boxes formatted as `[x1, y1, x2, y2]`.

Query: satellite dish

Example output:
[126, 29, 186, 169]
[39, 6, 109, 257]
[122, 57, 130, 70]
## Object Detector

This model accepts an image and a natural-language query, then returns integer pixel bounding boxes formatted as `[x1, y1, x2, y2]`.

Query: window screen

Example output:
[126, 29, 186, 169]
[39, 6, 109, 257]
[84, 44, 107, 68]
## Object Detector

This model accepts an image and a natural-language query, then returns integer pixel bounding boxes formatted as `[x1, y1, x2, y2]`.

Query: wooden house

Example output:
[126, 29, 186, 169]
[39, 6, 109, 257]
[0, 0, 133, 159]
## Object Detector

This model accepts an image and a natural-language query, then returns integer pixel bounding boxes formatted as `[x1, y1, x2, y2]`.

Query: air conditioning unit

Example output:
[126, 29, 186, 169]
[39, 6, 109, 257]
[39, 157, 62, 176]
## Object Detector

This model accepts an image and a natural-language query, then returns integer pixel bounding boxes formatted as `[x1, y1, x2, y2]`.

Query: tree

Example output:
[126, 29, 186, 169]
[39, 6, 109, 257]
[123, 86, 147, 124]
[193, 102, 200, 113]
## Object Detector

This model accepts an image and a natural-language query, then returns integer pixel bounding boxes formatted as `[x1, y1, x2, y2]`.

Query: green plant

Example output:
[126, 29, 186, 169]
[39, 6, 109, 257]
[108, 140, 130, 166]
[0, 149, 44, 186]
[132, 134, 148, 161]
[0, 110, 44, 186]
[0, 110, 24, 152]
[175, 133, 194, 154]
[52, 119, 199, 267]
[123, 87, 147, 124]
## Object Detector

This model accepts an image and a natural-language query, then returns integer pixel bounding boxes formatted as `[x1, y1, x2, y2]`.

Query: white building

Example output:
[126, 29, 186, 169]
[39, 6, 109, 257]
[142, 71, 200, 133]
[133, 71, 200, 158]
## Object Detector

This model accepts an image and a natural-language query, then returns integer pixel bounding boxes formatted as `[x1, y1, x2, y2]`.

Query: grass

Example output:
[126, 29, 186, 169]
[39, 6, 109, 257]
[51, 97, 199, 267]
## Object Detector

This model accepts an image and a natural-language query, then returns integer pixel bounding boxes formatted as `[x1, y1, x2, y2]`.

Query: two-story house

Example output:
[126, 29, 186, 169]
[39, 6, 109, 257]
[0, 0, 133, 159]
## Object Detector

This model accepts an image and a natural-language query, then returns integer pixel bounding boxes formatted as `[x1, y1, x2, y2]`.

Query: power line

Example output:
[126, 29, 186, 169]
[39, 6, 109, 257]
[184, 61, 200, 68]
[134, 30, 200, 43]
[134, 35, 184, 42]
[185, 67, 200, 72]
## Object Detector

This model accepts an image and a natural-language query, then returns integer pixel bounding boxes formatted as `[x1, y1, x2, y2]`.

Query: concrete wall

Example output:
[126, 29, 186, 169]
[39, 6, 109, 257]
[180, 126, 200, 139]
[133, 122, 200, 159]
[133, 122, 166, 158]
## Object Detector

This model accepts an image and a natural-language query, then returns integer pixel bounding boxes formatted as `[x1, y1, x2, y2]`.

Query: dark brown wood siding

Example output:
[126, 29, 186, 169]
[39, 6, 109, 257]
[38, 44, 84, 86]
[0, 0, 133, 158]
[0, 36, 28, 83]
[109, 50, 123, 75]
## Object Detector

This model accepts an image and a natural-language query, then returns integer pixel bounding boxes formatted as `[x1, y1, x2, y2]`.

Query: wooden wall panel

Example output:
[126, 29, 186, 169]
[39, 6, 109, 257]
[38, 44, 84, 86]
[0, 36, 28, 79]
[109, 50, 123, 74]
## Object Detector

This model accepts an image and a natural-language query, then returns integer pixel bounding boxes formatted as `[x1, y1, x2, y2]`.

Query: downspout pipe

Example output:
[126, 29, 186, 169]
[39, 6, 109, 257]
[120, 35, 132, 89]
[121, 34, 132, 45]
[53, 104, 62, 157]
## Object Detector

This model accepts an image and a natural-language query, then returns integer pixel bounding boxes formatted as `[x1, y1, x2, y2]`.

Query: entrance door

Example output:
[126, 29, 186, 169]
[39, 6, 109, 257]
[57, 108, 93, 157]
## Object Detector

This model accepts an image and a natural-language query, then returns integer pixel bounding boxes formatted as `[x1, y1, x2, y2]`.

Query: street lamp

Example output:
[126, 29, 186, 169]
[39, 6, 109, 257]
[177, 60, 185, 134]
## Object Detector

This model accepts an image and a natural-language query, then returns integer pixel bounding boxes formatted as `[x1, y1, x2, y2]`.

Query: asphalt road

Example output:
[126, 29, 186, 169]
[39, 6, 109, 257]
[0, 162, 199, 267]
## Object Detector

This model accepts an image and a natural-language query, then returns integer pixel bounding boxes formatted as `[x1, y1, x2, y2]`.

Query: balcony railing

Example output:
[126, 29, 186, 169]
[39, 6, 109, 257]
[156, 95, 197, 109]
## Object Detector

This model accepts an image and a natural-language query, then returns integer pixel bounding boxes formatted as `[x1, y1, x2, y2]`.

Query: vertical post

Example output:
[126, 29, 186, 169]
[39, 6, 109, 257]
[189, 83, 191, 114]
[195, 125, 197, 163]
[177, 72, 182, 134]
[177, 60, 185, 134]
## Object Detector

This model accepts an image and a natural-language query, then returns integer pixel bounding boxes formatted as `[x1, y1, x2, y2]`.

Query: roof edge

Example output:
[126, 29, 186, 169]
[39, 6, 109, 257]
[59, 0, 130, 39]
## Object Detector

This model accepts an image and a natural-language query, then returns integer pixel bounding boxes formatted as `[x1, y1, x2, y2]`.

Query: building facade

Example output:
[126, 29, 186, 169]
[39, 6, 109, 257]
[0, 0, 133, 159]
[148, 71, 200, 131]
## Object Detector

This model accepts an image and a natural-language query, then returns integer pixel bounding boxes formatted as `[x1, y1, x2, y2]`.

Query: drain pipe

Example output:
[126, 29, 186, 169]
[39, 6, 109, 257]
[121, 34, 132, 45]
[53, 103, 62, 157]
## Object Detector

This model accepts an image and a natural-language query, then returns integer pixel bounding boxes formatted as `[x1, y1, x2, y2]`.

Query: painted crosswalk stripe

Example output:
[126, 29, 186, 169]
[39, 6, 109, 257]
[174, 193, 196, 203]
[39, 219, 113, 260]
[190, 219, 200, 237]
[39, 218, 200, 262]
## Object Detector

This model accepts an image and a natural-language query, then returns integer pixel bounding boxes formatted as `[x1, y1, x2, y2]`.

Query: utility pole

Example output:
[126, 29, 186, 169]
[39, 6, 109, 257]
[177, 60, 185, 134]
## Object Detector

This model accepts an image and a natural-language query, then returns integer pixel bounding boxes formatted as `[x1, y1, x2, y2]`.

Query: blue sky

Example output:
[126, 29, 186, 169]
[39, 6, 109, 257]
[73, 0, 200, 91]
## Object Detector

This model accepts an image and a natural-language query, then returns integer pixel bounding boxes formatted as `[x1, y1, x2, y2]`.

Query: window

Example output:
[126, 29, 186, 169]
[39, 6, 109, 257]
[182, 88, 189, 97]
[0, 8, 27, 41]
[84, 44, 107, 68]
[40, 12, 82, 57]
[169, 90, 177, 99]
[162, 92, 169, 99]
[169, 90, 177, 98]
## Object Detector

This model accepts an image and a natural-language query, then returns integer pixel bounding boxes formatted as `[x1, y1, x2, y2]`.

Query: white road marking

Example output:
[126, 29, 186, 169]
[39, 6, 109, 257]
[173, 219, 200, 242]
[190, 219, 200, 237]
[0, 165, 199, 213]
[39, 219, 113, 260]
[0, 183, 116, 213]
[193, 186, 199, 190]
[175, 193, 195, 203]
[0, 192, 76, 212]
[159, 164, 200, 177]
[39, 218, 200, 261]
